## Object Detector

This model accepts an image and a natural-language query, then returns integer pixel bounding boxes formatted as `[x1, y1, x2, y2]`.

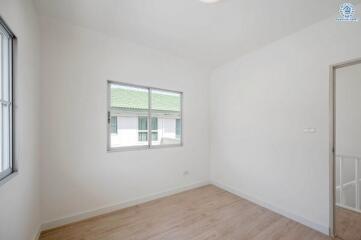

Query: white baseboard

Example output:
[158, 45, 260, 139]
[40, 180, 209, 232]
[33, 226, 41, 240]
[211, 180, 330, 236]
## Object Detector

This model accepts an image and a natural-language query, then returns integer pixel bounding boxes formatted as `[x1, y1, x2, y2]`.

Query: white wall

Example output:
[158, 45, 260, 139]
[209, 6, 361, 234]
[39, 18, 210, 226]
[0, 0, 41, 240]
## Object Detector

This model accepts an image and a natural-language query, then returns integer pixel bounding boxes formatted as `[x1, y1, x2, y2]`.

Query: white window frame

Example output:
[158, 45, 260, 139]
[0, 17, 15, 183]
[107, 80, 183, 152]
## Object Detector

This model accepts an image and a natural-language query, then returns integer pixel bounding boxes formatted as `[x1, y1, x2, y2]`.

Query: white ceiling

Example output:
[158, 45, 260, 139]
[34, 0, 360, 66]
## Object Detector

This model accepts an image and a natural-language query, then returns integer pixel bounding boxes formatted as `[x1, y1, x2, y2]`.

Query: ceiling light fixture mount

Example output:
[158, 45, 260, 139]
[199, 0, 222, 4]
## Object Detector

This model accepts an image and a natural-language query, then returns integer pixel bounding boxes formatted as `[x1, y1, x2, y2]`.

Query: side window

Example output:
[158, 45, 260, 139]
[0, 18, 15, 182]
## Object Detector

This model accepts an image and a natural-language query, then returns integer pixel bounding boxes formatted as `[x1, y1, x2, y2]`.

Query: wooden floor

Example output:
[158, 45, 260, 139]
[335, 206, 361, 240]
[40, 185, 331, 240]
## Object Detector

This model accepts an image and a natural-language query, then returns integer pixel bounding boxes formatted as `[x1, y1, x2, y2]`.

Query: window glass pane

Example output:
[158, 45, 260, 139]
[176, 119, 181, 139]
[111, 84, 148, 110]
[151, 89, 181, 112]
[2, 105, 10, 171]
[110, 114, 148, 148]
[151, 117, 158, 130]
[0, 34, 2, 100]
[110, 84, 149, 148]
[1, 36, 9, 101]
[0, 34, 2, 173]
[0, 105, 2, 173]
[138, 117, 148, 130]
[138, 132, 148, 142]
[0, 81, 11, 174]
[151, 117, 158, 141]
[152, 132, 158, 141]
[0, 20, 13, 181]
[151, 90, 181, 146]
[110, 116, 117, 134]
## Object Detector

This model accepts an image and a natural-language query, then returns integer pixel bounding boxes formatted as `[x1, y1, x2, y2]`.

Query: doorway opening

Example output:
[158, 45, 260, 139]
[330, 58, 361, 240]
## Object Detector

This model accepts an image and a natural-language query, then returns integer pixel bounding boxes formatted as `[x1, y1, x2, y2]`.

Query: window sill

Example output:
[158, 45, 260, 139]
[149, 144, 183, 150]
[107, 143, 183, 153]
[107, 145, 149, 152]
[0, 171, 18, 187]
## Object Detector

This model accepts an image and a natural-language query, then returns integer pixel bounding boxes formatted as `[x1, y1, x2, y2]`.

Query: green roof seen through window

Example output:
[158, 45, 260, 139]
[111, 85, 181, 112]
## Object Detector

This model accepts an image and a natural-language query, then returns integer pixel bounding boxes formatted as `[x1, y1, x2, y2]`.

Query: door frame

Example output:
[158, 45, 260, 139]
[329, 57, 361, 237]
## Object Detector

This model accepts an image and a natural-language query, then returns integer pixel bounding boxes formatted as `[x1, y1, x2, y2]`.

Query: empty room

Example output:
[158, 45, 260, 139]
[1, 0, 361, 239]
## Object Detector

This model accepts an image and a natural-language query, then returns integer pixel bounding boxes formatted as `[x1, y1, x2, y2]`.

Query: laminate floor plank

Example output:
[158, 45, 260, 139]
[40, 185, 332, 240]
[335, 206, 361, 240]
